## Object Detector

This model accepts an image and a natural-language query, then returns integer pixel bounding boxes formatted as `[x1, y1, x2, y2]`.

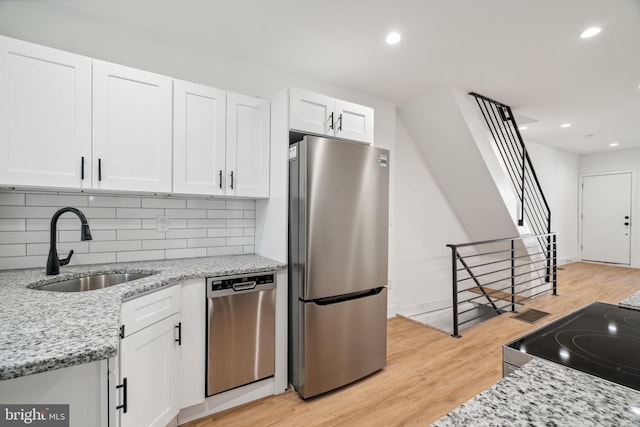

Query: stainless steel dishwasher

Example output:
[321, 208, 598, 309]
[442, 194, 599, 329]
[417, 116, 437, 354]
[206, 272, 276, 396]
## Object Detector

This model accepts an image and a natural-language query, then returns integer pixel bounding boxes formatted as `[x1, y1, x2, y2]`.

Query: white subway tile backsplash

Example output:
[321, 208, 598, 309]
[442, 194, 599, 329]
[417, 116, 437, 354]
[25, 194, 89, 207]
[165, 248, 207, 259]
[227, 236, 255, 246]
[0, 191, 257, 270]
[227, 219, 255, 228]
[142, 198, 186, 209]
[207, 246, 243, 256]
[0, 219, 25, 231]
[165, 209, 207, 219]
[0, 244, 26, 257]
[0, 193, 25, 206]
[243, 245, 255, 254]
[90, 240, 142, 253]
[60, 207, 116, 219]
[0, 206, 58, 219]
[27, 242, 89, 256]
[89, 219, 142, 230]
[187, 199, 226, 210]
[117, 229, 165, 241]
[142, 239, 187, 250]
[117, 208, 165, 219]
[165, 229, 207, 239]
[0, 255, 46, 270]
[226, 200, 255, 210]
[60, 229, 116, 242]
[187, 219, 226, 229]
[208, 228, 244, 238]
[89, 196, 141, 208]
[70, 252, 117, 266]
[207, 210, 243, 219]
[117, 250, 165, 263]
[0, 231, 49, 244]
[187, 237, 225, 248]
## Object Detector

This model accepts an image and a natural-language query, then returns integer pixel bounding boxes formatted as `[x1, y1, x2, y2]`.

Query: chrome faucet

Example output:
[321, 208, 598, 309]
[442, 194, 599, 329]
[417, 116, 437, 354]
[46, 207, 93, 275]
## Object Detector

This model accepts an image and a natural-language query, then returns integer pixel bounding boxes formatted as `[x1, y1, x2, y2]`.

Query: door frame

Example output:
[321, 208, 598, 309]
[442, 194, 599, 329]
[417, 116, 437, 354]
[579, 170, 635, 266]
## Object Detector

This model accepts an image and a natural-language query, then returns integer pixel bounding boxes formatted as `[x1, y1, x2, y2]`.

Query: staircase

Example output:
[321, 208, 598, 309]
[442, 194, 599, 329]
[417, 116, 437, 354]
[397, 87, 556, 335]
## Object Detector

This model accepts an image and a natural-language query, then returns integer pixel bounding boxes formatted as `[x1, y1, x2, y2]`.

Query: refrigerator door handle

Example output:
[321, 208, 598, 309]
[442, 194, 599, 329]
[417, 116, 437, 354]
[312, 287, 384, 306]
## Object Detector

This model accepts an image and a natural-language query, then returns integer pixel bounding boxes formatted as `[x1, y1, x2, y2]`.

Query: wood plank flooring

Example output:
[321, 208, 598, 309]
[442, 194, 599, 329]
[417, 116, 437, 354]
[183, 262, 640, 427]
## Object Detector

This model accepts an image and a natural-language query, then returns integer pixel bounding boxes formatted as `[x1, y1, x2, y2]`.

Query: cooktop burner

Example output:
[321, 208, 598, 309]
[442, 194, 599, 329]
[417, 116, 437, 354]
[505, 302, 640, 391]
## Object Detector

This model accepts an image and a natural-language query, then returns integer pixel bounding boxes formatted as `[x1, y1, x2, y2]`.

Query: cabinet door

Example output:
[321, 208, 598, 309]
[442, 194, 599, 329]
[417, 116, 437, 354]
[119, 313, 180, 427]
[226, 92, 270, 198]
[289, 88, 334, 137]
[178, 279, 206, 409]
[0, 36, 91, 189]
[335, 99, 374, 144]
[93, 60, 172, 193]
[173, 80, 226, 196]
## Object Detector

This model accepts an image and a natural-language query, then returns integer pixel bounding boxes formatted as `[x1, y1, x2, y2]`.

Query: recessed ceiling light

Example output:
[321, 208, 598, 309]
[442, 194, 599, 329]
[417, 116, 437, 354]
[560, 123, 571, 128]
[580, 27, 602, 38]
[609, 142, 619, 147]
[386, 32, 401, 45]
[519, 126, 528, 130]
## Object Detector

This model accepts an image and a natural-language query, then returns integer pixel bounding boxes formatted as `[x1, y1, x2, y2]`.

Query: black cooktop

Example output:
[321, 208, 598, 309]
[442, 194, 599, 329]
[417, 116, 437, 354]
[506, 302, 640, 391]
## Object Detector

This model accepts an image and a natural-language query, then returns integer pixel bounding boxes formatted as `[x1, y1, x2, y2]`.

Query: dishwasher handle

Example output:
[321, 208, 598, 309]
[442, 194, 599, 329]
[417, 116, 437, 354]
[233, 281, 257, 291]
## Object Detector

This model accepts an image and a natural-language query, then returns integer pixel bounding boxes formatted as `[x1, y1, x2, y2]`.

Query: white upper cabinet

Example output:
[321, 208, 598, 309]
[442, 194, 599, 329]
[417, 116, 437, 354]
[226, 92, 270, 198]
[173, 80, 227, 196]
[289, 88, 374, 144]
[93, 60, 173, 193]
[0, 36, 92, 189]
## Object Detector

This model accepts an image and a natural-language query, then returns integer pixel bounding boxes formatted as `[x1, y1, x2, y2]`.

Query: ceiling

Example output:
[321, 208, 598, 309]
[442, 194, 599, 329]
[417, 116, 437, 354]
[6, 0, 640, 154]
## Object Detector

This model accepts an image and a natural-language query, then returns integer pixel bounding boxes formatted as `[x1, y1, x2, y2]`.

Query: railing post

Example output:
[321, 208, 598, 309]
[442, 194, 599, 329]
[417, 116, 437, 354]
[552, 234, 558, 295]
[511, 240, 516, 312]
[519, 145, 526, 226]
[450, 245, 460, 338]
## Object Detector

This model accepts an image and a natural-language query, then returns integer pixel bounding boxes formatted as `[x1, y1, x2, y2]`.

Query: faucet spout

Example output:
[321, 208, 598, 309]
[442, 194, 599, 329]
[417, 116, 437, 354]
[46, 207, 93, 275]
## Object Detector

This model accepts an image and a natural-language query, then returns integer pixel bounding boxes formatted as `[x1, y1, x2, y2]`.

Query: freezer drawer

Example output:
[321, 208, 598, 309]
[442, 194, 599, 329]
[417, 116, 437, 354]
[293, 287, 387, 399]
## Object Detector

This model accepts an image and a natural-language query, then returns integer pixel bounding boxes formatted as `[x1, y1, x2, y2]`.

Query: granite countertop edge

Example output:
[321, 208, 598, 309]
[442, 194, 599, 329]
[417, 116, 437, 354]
[430, 358, 640, 426]
[619, 290, 640, 311]
[0, 254, 286, 381]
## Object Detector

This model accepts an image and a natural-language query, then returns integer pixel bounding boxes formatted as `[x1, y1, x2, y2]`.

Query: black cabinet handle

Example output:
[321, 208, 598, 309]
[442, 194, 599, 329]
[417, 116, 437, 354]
[338, 113, 343, 131]
[230, 171, 234, 190]
[116, 377, 127, 413]
[81, 157, 85, 180]
[98, 158, 102, 181]
[175, 322, 182, 345]
[219, 170, 222, 189]
[329, 112, 334, 130]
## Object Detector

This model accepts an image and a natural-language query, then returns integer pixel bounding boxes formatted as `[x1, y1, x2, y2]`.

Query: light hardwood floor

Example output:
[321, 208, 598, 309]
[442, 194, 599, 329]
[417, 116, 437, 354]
[183, 262, 640, 427]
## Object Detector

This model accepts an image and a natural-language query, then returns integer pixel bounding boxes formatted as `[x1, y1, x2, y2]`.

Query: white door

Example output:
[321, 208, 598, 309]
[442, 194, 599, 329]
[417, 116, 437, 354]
[178, 279, 206, 409]
[173, 80, 226, 195]
[93, 60, 172, 193]
[119, 313, 180, 427]
[0, 36, 92, 189]
[335, 99, 374, 144]
[581, 172, 632, 264]
[289, 88, 334, 137]
[226, 92, 270, 198]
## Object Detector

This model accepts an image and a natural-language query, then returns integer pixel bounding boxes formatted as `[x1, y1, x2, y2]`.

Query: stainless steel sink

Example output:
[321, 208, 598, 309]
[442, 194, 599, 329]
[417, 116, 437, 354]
[34, 272, 155, 292]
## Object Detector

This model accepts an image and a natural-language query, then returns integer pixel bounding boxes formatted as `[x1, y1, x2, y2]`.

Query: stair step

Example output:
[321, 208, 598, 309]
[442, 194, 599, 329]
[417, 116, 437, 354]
[468, 286, 526, 303]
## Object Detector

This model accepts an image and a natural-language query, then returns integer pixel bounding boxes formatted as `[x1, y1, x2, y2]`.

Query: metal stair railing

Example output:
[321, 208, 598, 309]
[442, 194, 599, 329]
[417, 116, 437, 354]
[469, 92, 552, 280]
[448, 233, 557, 338]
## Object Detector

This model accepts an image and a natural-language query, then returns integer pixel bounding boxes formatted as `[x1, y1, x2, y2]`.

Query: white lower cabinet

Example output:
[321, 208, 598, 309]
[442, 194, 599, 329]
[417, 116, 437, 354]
[117, 286, 181, 427]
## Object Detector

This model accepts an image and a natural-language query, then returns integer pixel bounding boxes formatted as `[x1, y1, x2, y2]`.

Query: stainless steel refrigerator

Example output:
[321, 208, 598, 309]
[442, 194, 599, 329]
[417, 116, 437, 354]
[288, 135, 389, 399]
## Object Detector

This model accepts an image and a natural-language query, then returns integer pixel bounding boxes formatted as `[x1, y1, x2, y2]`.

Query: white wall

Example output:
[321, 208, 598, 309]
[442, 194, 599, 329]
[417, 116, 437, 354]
[527, 142, 580, 263]
[393, 114, 470, 315]
[580, 148, 640, 266]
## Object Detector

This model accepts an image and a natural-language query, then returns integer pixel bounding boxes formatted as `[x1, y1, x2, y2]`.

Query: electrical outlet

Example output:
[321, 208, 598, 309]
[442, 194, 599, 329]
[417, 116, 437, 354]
[157, 215, 170, 232]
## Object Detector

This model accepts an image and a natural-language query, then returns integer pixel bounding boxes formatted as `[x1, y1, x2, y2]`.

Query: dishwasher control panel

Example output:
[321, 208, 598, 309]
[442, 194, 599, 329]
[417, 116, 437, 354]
[207, 273, 275, 293]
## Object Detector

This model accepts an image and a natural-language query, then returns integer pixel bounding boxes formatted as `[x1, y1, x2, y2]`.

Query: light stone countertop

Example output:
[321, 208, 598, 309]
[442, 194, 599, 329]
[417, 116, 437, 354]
[0, 255, 286, 381]
[620, 291, 640, 311]
[431, 358, 640, 426]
